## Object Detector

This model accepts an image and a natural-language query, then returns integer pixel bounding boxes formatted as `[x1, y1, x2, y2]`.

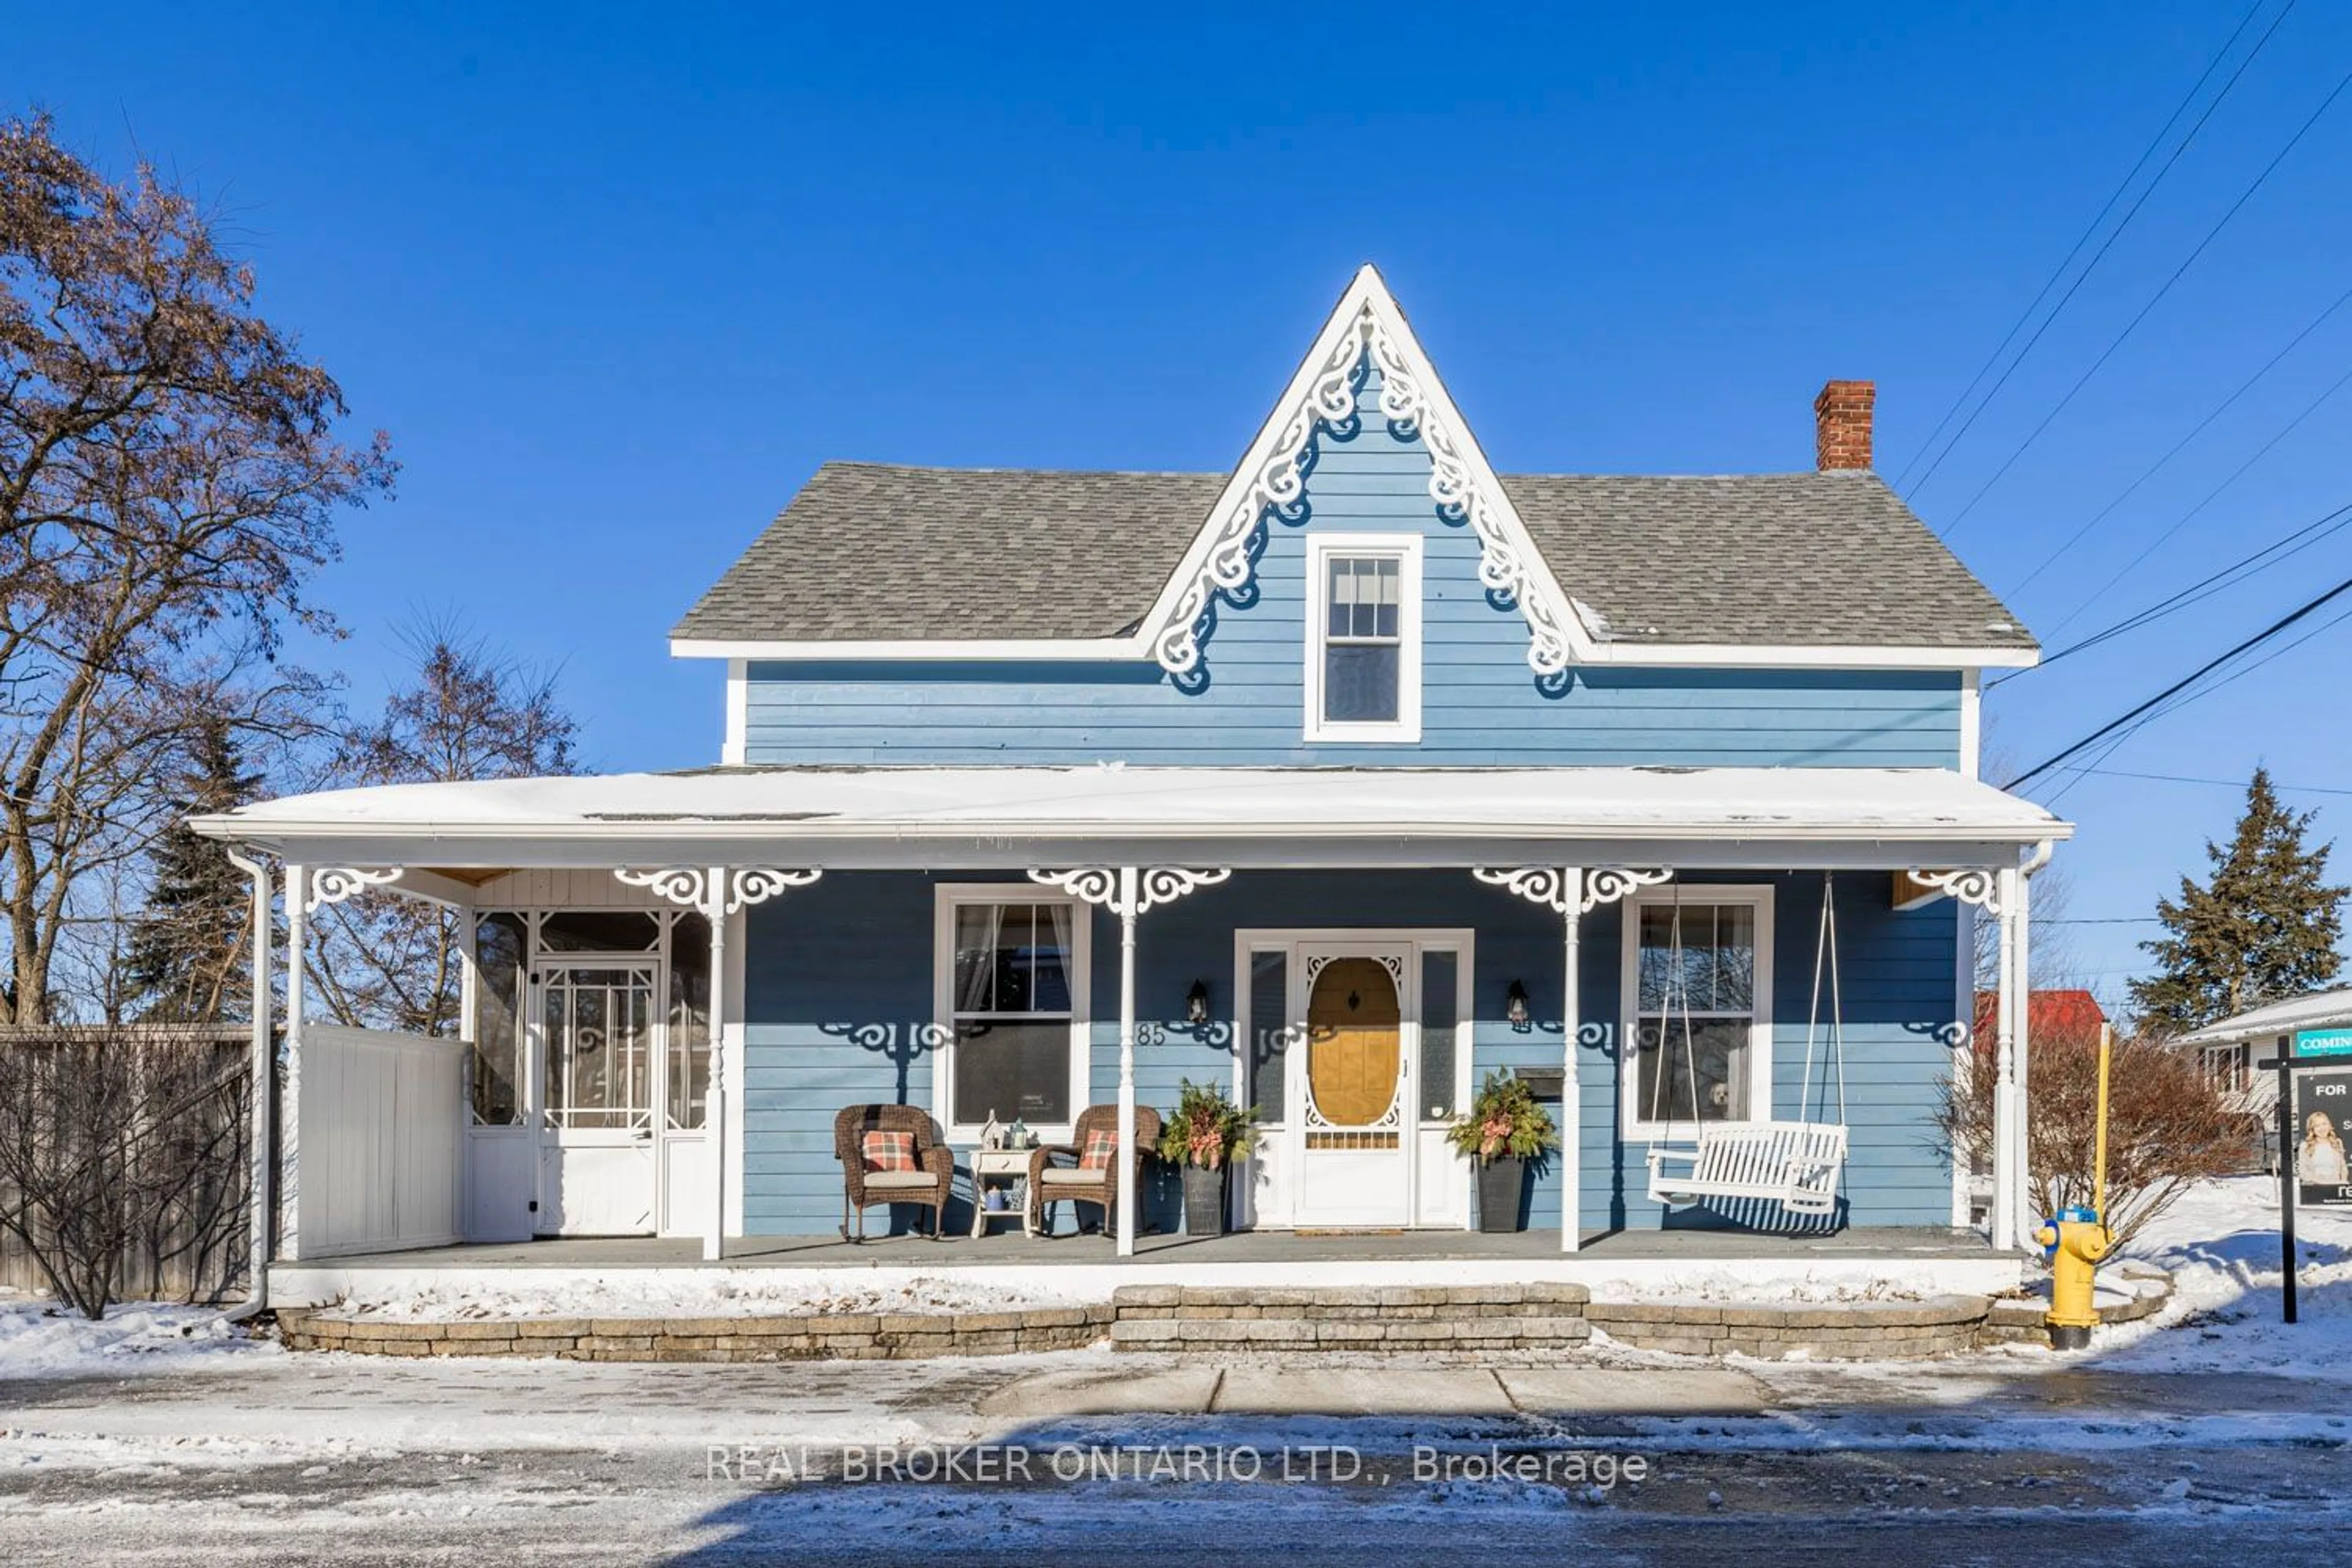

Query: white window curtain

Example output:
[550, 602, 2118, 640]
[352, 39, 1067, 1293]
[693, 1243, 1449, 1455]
[955, 903, 1003, 1013]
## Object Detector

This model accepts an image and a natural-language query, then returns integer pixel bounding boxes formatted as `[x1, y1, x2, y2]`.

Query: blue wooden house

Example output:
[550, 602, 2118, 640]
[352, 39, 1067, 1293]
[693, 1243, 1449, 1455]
[202, 268, 2066, 1274]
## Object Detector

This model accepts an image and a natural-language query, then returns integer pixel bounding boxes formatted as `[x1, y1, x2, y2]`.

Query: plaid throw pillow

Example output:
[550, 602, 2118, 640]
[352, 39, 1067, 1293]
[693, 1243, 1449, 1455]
[861, 1129, 916, 1174]
[1077, 1129, 1118, 1170]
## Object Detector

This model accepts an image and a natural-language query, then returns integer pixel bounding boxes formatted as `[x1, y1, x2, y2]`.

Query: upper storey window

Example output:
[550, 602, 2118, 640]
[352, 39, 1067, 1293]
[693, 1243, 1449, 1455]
[1305, 534, 1422, 742]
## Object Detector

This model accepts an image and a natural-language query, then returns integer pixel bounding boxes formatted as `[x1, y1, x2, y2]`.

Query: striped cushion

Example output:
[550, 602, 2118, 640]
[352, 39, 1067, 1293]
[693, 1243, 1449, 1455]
[1077, 1129, 1118, 1170]
[861, 1129, 916, 1173]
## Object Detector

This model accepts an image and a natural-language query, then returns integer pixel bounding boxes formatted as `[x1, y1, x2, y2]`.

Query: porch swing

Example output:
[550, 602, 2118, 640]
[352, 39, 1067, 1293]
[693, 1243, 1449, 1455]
[1644, 875, 1850, 1218]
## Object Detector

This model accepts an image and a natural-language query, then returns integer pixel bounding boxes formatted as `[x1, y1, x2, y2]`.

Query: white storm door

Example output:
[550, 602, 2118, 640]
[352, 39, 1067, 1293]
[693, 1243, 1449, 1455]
[535, 962, 660, 1237]
[1291, 943, 1416, 1227]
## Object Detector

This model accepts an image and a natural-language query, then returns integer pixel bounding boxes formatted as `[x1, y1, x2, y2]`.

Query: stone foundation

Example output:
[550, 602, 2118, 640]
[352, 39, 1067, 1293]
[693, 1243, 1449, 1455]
[1107, 1284, 1594, 1354]
[1585, 1295, 1989, 1359]
[277, 1270, 2173, 1362]
[277, 1305, 1112, 1361]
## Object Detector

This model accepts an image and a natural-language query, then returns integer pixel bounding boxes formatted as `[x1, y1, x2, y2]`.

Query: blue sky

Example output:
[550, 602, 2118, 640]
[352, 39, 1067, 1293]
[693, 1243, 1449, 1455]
[12, 2, 2352, 1001]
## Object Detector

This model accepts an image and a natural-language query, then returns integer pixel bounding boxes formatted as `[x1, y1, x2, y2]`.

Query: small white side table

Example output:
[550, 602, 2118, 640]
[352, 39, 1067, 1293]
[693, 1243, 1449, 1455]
[969, 1147, 1036, 1238]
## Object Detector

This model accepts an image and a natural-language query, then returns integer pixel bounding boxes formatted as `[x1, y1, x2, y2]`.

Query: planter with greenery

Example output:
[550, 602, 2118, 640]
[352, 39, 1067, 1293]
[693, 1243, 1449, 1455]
[1158, 1079, 1257, 1236]
[1447, 1070, 1560, 1234]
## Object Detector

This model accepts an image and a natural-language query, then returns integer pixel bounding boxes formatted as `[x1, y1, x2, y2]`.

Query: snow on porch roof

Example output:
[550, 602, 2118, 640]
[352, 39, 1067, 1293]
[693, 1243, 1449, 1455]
[194, 764, 2069, 866]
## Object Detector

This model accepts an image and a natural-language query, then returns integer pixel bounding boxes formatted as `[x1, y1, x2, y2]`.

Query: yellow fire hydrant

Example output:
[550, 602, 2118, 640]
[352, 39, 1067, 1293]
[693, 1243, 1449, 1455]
[2038, 1206, 2109, 1350]
[2037, 1022, 2116, 1351]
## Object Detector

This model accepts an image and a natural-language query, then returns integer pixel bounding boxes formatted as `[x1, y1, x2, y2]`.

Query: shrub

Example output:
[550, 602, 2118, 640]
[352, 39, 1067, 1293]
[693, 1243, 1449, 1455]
[1446, 1069, 1561, 1165]
[1156, 1079, 1256, 1170]
[1939, 1017, 2243, 1250]
[0, 1028, 250, 1319]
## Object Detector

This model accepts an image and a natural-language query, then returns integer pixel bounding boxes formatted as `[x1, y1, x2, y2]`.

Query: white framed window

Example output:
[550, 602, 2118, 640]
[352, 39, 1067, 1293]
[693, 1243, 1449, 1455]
[932, 886, 1091, 1140]
[1619, 886, 1774, 1139]
[1303, 533, 1422, 742]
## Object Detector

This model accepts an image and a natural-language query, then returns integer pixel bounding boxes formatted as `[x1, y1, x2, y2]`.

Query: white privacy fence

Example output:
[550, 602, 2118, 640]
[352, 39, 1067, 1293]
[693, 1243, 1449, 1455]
[288, 1025, 466, 1259]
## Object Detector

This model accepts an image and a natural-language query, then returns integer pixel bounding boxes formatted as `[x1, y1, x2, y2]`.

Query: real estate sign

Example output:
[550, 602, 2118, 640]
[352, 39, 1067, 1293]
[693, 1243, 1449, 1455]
[2293, 1066, 2352, 1207]
[2294, 1027, 2352, 1058]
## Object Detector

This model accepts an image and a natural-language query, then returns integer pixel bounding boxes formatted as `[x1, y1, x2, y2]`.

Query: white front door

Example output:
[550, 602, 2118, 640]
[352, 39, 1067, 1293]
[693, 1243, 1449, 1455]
[1292, 942, 1416, 1227]
[535, 961, 660, 1236]
[1236, 930, 1472, 1231]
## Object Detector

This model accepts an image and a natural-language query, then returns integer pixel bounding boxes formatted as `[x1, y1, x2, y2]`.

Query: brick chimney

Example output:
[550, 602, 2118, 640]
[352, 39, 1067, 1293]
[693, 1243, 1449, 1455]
[1814, 379, 1875, 471]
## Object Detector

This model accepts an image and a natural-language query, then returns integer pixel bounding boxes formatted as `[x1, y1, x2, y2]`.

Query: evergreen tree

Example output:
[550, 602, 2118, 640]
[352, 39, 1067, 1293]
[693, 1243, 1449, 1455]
[122, 721, 264, 1022]
[2131, 766, 2349, 1031]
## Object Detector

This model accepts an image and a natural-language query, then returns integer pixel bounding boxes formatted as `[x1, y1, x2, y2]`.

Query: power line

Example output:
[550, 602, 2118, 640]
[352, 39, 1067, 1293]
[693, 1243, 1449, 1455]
[1987, 498, 2352, 688]
[1940, 50, 2352, 537]
[2040, 596, 2352, 799]
[2043, 358, 2352, 636]
[2007, 565, 2352, 789]
[2074, 765, 2352, 797]
[1899, 1, 2291, 500]
[2003, 277, 2352, 598]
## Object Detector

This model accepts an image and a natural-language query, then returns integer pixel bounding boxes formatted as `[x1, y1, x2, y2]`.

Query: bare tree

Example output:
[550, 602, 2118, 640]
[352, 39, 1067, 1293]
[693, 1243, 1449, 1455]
[1938, 1016, 2245, 1250]
[0, 1027, 249, 1317]
[0, 114, 393, 1023]
[307, 621, 576, 1034]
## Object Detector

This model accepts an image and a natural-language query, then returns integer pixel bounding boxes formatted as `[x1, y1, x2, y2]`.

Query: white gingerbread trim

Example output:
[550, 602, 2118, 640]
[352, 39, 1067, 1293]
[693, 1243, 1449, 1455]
[1906, 866, 2003, 914]
[1133, 265, 1592, 680]
[304, 867, 404, 913]
[1027, 865, 1232, 918]
[1581, 867, 1676, 911]
[1474, 865, 1673, 914]
[614, 865, 823, 916]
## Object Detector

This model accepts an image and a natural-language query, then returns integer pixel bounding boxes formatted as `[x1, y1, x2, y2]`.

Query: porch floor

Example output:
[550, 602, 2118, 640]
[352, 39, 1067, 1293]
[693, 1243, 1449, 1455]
[300, 1224, 1993, 1270]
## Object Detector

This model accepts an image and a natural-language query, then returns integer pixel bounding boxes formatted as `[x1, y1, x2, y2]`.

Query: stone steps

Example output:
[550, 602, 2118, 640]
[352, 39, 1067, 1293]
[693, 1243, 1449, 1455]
[1107, 1284, 1593, 1353]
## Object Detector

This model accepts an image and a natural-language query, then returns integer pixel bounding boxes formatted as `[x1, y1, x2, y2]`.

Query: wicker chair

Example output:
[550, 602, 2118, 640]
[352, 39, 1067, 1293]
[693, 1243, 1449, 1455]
[834, 1104, 956, 1242]
[1027, 1104, 1162, 1240]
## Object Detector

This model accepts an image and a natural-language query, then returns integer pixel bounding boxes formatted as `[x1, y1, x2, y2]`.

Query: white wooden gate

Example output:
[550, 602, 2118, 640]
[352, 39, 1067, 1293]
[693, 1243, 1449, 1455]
[289, 1025, 465, 1258]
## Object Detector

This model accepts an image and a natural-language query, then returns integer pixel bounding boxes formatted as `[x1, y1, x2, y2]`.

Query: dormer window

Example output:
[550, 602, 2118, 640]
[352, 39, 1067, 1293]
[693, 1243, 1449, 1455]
[1305, 533, 1422, 742]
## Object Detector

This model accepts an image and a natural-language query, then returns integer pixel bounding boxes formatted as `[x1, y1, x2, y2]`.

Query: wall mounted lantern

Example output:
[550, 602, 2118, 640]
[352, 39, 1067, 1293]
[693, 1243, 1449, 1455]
[1186, 979, 1212, 1026]
[1505, 979, 1531, 1030]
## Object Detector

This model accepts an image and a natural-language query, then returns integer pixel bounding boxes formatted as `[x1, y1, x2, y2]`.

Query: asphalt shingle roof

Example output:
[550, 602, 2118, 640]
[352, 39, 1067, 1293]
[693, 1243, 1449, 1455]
[673, 461, 2035, 651]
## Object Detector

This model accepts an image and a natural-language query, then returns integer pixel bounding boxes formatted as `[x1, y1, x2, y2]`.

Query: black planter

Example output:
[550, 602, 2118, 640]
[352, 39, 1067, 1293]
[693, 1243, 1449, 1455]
[1182, 1164, 1229, 1236]
[1475, 1156, 1527, 1234]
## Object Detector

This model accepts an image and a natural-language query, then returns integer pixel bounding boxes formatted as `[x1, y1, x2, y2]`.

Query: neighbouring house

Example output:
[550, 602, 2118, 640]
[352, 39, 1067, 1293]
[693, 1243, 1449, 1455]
[2170, 987, 2352, 1161]
[192, 267, 2067, 1278]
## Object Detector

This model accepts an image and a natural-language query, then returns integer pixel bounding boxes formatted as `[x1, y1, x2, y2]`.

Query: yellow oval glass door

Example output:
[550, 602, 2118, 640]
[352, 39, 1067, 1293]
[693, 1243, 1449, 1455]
[1306, 957, 1403, 1132]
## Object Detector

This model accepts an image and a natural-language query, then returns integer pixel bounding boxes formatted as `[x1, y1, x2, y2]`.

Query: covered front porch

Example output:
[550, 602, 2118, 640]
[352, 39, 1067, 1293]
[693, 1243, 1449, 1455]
[193, 763, 2068, 1281]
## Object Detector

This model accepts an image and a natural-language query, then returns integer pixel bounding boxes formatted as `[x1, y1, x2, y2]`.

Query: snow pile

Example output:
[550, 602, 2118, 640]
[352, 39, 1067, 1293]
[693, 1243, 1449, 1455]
[2101, 1174, 2352, 1376]
[329, 1271, 1098, 1322]
[0, 1298, 274, 1377]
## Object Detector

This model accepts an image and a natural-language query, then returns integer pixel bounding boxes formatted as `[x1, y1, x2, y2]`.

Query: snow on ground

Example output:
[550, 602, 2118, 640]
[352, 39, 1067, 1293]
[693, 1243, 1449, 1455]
[324, 1270, 1098, 1321]
[0, 1295, 276, 1378]
[2091, 1174, 2352, 1375]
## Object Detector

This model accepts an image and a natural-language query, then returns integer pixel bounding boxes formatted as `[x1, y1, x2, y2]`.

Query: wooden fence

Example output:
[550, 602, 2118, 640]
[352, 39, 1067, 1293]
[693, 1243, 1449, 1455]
[0, 1025, 263, 1304]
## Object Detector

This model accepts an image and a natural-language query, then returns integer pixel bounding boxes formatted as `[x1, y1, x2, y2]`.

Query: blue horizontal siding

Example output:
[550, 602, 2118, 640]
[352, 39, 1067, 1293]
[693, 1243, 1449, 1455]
[736, 869, 1961, 1237]
[742, 368, 1964, 769]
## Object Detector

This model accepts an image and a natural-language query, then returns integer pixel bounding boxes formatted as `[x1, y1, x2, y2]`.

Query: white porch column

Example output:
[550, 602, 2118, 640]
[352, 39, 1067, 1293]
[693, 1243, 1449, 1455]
[2010, 850, 2047, 1248]
[281, 864, 307, 1262]
[1559, 873, 1584, 1254]
[1115, 869, 1139, 1259]
[706, 865, 730, 1264]
[1475, 865, 1670, 1252]
[225, 851, 274, 1300]
[615, 867, 821, 1262]
[1992, 864, 2021, 1253]
[1030, 866, 1231, 1259]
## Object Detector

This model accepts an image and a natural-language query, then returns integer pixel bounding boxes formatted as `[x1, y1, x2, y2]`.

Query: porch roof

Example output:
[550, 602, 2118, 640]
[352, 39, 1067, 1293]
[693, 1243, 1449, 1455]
[193, 764, 2068, 872]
